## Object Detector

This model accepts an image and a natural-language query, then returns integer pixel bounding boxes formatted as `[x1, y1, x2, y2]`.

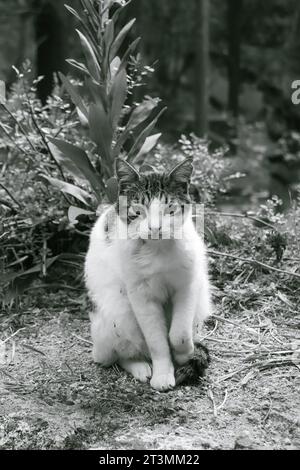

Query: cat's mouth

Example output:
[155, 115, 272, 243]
[142, 233, 172, 241]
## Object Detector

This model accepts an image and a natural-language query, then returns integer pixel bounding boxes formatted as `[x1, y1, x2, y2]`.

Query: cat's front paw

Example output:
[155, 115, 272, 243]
[150, 372, 175, 391]
[119, 359, 152, 383]
[131, 361, 152, 383]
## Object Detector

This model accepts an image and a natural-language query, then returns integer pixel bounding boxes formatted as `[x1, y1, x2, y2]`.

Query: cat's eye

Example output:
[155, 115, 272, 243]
[166, 204, 178, 216]
[128, 205, 144, 218]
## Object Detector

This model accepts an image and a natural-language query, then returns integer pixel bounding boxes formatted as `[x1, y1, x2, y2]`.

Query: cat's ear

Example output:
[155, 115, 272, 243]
[168, 157, 193, 183]
[115, 158, 140, 184]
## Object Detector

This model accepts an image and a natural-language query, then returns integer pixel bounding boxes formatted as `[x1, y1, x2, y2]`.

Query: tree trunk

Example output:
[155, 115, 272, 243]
[227, 0, 243, 117]
[194, 0, 210, 137]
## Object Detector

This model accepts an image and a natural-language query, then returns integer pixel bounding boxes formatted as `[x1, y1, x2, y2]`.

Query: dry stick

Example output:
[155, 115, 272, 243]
[206, 210, 276, 230]
[209, 250, 300, 280]
[0, 232, 9, 241]
[216, 357, 299, 384]
[71, 333, 93, 345]
[22, 343, 46, 356]
[211, 313, 260, 336]
[207, 389, 218, 417]
[0, 182, 22, 208]
[27, 102, 67, 183]
[197, 319, 218, 342]
[0, 198, 17, 213]
[1, 327, 26, 344]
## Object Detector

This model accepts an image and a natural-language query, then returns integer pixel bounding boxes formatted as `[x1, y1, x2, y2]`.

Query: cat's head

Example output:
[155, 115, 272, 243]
[115, 157, 193, 240]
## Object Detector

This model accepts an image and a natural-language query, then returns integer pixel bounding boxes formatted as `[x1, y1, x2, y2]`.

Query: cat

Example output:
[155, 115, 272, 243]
[84, 156, 212, 391]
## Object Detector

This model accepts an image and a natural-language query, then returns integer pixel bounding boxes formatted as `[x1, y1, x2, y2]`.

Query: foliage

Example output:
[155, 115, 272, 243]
[0, 63, 87, 305]
[48, 0, 165, 209]
[1, 0, 300, 309]
[0, 0, 166, 303]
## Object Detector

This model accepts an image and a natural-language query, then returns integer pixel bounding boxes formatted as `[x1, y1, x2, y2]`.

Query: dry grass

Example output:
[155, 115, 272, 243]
[0, 280, 299, 450]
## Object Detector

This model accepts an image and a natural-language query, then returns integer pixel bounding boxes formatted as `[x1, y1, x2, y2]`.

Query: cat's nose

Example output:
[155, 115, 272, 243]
[148, 224, 162, 236]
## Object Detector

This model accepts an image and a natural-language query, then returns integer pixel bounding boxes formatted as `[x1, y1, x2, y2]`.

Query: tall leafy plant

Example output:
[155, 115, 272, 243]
[48, 0, 165, 210]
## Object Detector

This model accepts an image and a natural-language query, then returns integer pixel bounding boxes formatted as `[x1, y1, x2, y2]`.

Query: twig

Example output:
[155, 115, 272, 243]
[71, 333, 93, 345]
[22, 343, 46, 356]
[206, 210, 276, 230]
[1, 327, 26, 344]
[196, 320, 218, 342]
[200, 337, 234, 344]
[208, 388, 228, 417]
[209, 250, 300, 280]
[0, 198, 17, 213]
[211, 314, 260, 336]
[0, 231, 9, 241]
[217, 388, 228, 412]
[207, 388, 218, 417]
[27, 100, 68, 184]
[0, 182, 22, 208]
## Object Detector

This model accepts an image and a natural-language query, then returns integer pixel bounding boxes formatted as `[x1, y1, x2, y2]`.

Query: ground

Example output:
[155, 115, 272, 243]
[0, 288, 299, 450]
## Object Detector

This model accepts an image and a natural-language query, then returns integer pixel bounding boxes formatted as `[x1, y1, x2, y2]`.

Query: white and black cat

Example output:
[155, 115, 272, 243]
[85, 157, 212, 391]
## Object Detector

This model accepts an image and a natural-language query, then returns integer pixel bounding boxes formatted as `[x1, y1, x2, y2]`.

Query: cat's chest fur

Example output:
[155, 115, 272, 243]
[120, 238, 196, 292]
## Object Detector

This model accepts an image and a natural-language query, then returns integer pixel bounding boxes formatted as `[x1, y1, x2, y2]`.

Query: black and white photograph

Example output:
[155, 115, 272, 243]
[0, 0, 299, 453]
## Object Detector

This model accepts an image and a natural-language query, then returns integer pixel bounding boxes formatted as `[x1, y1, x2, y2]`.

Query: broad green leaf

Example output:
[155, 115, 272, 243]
[127, 107, 166, 161]
[77, 107, 89, 127]
[111, 0, 131, 25]
[109, 18, 136, 63]
[85, 78, 108, 112]
[106, 177, 119, 203]
[126, 97, 161, 132]
[118, 37, 141, 71]
[113, 98, 160, 157]
[89, 103, 113, 170]
[64, 4, 99, 55]
[68, 206, 94, 225]
[110, 56, 121, 81]
[48, 138, 103, 198]
[109, 68, 127, 130]
[76, 29, 101, 81]
[104, 20, 115, 71]
[59, 72, 88, 120]
[48, 140, 86, 182]
[41, 175, 92, 206]
[66, 59, 89, 76]
[64, 4, 81, 22]
[133, 133, 161, 163]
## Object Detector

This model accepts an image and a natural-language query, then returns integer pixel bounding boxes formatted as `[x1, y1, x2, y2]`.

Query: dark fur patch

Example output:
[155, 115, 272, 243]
[175, 344, 210, 386]
[116, 172, 191, 219]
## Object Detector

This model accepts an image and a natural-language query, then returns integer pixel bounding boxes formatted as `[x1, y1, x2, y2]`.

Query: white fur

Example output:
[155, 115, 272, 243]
[84, 201, 212, 391]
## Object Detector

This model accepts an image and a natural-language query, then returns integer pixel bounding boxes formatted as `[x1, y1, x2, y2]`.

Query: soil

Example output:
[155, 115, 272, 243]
[0, 290, 299, 450]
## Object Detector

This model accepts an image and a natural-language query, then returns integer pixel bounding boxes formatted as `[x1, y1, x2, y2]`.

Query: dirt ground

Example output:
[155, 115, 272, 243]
[0, 288, 299, 450]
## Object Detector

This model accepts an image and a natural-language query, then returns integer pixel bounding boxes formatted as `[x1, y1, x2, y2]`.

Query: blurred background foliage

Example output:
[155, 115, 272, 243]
[1, 0, 300, 205]
[0, 0, 300, 305]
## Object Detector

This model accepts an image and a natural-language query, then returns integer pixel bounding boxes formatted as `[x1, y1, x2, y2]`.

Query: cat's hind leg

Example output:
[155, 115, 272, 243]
[90, 311, 117, 366]
[118, 359, 152, 383]
[90, 287, 149, 373]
